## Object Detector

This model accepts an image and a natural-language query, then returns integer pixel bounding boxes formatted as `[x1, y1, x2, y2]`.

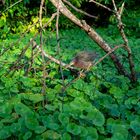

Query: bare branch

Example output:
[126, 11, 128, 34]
[5, 13, 57, 76]
[56, 0, 66, 101]
[49, 0, 130, 79]
[31, 40, 69, 67]
[112, 0, 136, 82]
[2, 0, 22, 13]
[89, 0, 113, 12]
[39, 0, 47, 106]
[62, 0, 97, 19]
[0, 20, 39, 57]
[93, 44, 124, 66]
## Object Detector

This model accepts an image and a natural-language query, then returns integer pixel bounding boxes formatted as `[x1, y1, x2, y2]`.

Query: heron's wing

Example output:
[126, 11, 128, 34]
[76, 51, 98, 61]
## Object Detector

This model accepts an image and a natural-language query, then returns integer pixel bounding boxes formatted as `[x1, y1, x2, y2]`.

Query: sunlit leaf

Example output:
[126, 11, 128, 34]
[42, 130, 61, 140]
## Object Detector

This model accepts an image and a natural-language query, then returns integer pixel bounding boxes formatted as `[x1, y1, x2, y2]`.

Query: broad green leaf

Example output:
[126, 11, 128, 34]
[73, 79, 86, 91]
[130, 120, 140, 135]
[20, 93, 44, 103]
[41, 115, 59, 130]
[10, 123, 21, 133]
[23, 131, 32, 140]
[79, 126, 88, 137]
[0, 126, 11, 139]
[42, 130, 61, 140]
[111, 132, 126, 140]
[45, 104, 57, 111]
[62, 133, 71, 140]
[111, 124, 128, 139]
[86, 127, 98, 140]
[66, 123, 81, 135]
[24, 115, 39, 130]
[67, 88, 83, 97]
[80, 108, 105, 127]
[46, 88, 56, 101]
[58, 113, 69, 125]
[34, 126, 46, 134]
[109, 86, 124, 99]
[0, 122, 3, 130]
[14, 102, 33, 116]
[0, 96, 21, 117]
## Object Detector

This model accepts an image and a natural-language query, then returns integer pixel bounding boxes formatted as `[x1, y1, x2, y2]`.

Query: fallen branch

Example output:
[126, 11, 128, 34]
[49, 0, 130, 80]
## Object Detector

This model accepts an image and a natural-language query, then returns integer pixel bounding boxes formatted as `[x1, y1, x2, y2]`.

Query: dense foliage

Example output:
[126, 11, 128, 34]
[0, 0, 140, 139]
[0, 28, 140, 139]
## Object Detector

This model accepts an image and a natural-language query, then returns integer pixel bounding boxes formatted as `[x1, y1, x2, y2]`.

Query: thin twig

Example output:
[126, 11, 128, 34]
[33, 40, 72, 68]
[5, 13, 57, 76]
[39, 0, 47, 106]
[89, 0, 113, 12]
[0, 20, 39, 57]
[56, 0, 66, 107]
[93, 44, 124, 67]
[2, 0, 23, 13]
[112, 0, 136, 82]
[5, 37, 38, 76]
[62, 44, 124, 92]
[25, 45, 40, 76]
[62, 0, 97, 19]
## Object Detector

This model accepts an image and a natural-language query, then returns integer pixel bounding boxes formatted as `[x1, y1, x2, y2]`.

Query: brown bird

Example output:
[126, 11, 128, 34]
[66, 51, 98, 70]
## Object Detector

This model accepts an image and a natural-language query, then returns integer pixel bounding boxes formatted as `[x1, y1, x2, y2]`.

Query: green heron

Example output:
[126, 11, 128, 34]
[66, 51, 98, 71]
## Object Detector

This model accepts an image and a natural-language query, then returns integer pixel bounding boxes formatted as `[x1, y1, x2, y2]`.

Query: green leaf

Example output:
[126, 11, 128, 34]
[23, 131, 32, 140]
[41, 115, 59, 130]
[0, 126, 11, 139]
[111, 133, 126, 140]
[67, 88, 83, 97]
[86, 127, 98, 140]
[58, 113, 69, 125]
[10, 123, 21, 133]
[20, 93, 44, 103]
[42, 130, 61, 140]
[0, 122, 4, 130]
[66, 123, 81, 135]
[45, 104, 57, 111]
[79, 126, 88, 137]
[14, 102, 33, 116]
[73, 79, 86, 91]
[0, 96, 21, 117]
[24, 115, 39, 130]
[34, 126, 46, 134]
[46, 88, 56, 101]
[130, 120, 140, 135]
[80, 108, 105, 127]
[111, 124, 128, 139]
[70, 97, 92, 111]
[62, 133, 71, 140]
[109, 86, 124, 99]
[0, 103, 13, 117]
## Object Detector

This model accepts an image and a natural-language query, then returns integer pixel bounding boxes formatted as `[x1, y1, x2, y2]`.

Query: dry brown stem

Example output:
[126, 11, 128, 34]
[112, 0, 136, 82]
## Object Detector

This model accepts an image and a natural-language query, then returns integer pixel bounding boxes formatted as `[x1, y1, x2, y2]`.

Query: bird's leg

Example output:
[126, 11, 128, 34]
[85, 63, 92, 72]
[65, 61, 74, 69]
[79, 69, 86, 77]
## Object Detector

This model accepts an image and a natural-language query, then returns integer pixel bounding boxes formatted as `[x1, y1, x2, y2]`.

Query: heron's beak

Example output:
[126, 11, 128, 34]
[65, 61, 74, 69]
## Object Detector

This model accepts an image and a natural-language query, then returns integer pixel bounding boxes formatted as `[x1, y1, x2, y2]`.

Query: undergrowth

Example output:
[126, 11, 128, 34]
[0, 28, 140, 140]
